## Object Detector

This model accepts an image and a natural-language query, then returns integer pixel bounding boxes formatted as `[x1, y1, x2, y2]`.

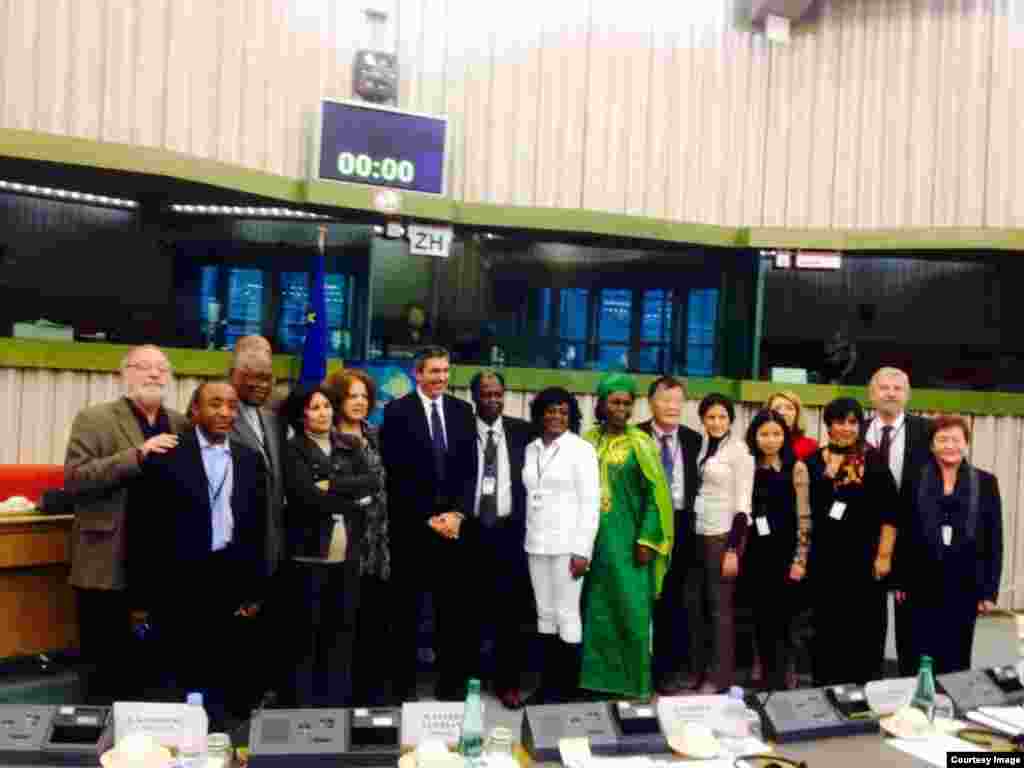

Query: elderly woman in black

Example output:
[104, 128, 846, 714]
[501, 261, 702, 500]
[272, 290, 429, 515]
[806, 397, 899, 686]
[283, 380, 385, 706]
[896, 415, 1002, 674]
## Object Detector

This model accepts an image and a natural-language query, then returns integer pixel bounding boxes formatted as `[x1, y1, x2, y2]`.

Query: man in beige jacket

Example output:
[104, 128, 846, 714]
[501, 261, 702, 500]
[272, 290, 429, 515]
[64, 344, 188, 704]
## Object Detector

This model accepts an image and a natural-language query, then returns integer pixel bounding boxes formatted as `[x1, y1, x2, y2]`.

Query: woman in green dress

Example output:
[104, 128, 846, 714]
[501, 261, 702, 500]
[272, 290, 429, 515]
[581, 373, 675, 699]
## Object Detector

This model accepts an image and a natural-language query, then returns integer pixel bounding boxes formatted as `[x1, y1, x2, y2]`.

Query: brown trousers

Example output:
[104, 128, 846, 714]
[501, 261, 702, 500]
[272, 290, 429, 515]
[684, 533, 736, 690]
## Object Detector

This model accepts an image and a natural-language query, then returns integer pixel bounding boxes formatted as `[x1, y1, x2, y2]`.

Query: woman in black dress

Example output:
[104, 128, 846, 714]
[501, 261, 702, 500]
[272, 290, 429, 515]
[897, 414, 1002, 674]
[741, 409, 811, 691]
[806, 397, 899, 686]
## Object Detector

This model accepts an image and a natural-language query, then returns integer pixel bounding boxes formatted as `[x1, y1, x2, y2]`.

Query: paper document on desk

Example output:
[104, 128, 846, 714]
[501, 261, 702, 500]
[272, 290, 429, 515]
[888, 735, 984, 767]
[967, 705, 1024, 735]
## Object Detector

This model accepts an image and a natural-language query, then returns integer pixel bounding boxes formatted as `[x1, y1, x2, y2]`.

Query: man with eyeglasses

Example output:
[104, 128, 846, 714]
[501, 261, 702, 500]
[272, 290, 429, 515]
[64, 344, 188, 704]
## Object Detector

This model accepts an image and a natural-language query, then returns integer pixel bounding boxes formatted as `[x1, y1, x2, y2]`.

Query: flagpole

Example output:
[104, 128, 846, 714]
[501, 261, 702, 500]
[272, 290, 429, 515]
[297, 225, 330, 386]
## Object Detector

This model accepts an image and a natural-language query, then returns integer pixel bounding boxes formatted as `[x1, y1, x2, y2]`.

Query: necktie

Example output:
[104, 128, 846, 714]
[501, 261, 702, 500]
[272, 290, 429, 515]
[660, 434, 675, 486]
[431, 401, 446, 481]
[479, 429, 498, 527]
[879, 424, 893, 467]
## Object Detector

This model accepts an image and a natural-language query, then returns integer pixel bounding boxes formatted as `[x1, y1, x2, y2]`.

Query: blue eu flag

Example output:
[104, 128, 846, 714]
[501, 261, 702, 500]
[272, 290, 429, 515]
[299, 245, 328, 385]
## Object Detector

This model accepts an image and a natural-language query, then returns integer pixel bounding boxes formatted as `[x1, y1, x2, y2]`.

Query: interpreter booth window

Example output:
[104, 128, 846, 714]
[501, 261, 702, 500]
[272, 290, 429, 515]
[195, 265, 355, 355]
[276, 271, 352, 357]
[534, 286, 717, 375]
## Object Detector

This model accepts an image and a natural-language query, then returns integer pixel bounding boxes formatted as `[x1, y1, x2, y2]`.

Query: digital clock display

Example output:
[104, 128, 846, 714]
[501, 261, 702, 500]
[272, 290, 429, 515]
[316, 99, 447, 195]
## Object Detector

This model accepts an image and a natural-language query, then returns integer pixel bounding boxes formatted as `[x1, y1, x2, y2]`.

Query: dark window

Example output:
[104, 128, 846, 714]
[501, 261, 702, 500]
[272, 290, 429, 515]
[686, 288, 718, 376]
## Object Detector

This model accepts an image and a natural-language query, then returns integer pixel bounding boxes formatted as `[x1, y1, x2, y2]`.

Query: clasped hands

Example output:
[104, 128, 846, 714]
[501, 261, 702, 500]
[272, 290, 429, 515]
[428, 511, 464, 539]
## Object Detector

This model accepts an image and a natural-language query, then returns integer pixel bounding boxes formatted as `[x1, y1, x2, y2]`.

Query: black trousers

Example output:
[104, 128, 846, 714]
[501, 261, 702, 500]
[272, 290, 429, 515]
[152, 547, 254, 729]
[812, 578, 887, 686]
[289, 560, 359, 708]
[742, 558, 791, 692]
[894, 597, 917, 676]
[392, 530, 474, 701]
[75, 587, 133, 705]
[652, 527, 691, 687]
[469, 520, 531, 694]
[352, 575, 396, 706]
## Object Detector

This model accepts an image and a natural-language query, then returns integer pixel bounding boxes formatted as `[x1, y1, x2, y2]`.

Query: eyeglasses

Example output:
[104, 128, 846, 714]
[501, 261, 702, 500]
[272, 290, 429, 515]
[734, 755, 808, 768]
[125, 363, 171, 374]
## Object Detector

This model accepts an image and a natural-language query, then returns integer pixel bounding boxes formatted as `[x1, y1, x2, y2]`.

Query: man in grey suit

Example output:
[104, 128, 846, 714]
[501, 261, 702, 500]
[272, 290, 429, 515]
[227, 338, 285, 702]
[64, 344, 188, 704]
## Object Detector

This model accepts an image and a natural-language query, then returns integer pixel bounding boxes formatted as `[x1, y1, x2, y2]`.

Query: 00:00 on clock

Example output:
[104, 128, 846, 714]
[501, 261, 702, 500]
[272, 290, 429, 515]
[337, 152, 415, 183]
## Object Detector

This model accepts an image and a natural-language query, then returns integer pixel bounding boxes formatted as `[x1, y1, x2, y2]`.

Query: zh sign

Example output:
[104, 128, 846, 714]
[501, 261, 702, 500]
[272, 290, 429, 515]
[407, 224, 453, 259]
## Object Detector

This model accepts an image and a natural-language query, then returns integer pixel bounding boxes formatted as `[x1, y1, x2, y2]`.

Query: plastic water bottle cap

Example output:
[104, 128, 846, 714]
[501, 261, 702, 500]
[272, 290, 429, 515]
[186, 692, 204, 706]
[728, 686, 745, 700]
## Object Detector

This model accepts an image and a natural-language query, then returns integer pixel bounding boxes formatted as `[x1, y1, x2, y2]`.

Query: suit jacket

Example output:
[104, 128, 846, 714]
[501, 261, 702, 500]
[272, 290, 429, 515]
[890, 413, 935, 582]
[284, 431, 379, 563]
[380, 391, 477, 551]
[230, 405, 285, 575]
[638, 419, 702, 515]
[64, 398, 188, 590]
[459, 415, 532, 546]
[901, 460, 1002, 601]
[129, 429, 267, 609]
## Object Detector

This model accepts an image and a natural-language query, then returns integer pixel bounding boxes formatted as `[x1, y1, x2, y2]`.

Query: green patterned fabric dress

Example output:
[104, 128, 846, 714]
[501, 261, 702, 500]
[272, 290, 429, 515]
[580, 427, 673, 699]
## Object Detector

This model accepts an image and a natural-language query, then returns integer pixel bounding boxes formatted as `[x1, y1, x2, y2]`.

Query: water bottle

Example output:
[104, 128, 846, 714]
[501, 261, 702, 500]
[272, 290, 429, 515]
[722, 686, 761, 739]
[180, 691, 208, 768]
[910, 655, 936, 722]
[459, 679, 484, 762]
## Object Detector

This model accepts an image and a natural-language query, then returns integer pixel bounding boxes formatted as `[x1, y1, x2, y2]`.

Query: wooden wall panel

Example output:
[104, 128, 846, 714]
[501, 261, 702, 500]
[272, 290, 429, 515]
[1, 368, 1020, 606]
[0, 2, 1023, 226]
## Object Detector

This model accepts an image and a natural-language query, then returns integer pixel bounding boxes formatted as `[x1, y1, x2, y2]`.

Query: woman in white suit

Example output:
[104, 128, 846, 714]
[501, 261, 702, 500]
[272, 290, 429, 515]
[523, 387, 600, 704]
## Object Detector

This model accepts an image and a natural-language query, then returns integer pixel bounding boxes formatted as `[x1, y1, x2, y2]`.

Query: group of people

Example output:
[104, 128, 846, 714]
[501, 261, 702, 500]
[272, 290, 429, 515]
[64, 338, 1004, 726]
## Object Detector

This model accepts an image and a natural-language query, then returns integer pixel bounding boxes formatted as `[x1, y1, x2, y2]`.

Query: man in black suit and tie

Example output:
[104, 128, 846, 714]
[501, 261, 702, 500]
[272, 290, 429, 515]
[227, 339, 285, 703]
[438, 371, 533, 709]
[638, 376, 702, 694]
[130, 380, 267, 728]
[866, 366, 934, 676]
[380, 346, 478, 701]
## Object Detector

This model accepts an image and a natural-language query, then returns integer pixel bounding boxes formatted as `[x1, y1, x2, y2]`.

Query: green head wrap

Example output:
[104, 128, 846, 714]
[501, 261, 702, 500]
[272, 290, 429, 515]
[596, 372, 637, 400]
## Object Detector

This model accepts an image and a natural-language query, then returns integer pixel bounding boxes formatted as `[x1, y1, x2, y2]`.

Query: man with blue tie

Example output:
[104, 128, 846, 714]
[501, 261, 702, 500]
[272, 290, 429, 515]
[130, 380, 266, 727]
[381, 346, 477, 701]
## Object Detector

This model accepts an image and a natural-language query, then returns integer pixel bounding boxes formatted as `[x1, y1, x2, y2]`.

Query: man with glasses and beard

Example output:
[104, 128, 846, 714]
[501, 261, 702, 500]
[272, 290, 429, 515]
[64, 344, 188, 704]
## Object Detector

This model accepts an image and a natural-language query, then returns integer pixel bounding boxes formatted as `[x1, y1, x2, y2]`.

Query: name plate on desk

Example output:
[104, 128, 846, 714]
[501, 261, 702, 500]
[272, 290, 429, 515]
[113, 702, 186, 750]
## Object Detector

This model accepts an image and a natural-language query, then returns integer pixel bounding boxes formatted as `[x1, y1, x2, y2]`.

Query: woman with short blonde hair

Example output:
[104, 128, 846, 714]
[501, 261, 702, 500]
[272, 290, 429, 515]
[766, 390, 818, 461]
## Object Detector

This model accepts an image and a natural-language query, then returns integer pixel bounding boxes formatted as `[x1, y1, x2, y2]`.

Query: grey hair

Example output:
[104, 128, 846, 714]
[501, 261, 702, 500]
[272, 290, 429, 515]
[119, 345, 171, 375]
[869, 367, 911, 396]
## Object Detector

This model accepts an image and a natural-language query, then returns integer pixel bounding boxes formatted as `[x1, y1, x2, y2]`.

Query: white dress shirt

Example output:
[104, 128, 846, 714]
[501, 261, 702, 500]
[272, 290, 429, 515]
[522, 431, 600, 559]
[694, 433, 755, 536]
[652, 422, 686, 511]
[197, 427, 234, 551]
[866, 413, 906, 490]
[417, 387, 448, 448]
[474, 416, 512, 520]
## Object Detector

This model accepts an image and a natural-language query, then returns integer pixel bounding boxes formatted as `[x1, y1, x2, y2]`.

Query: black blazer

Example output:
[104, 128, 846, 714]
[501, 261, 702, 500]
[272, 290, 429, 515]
[459, 415, 532, 545]
[901, 459, 1002, 602]
[637, 419, 702, 514]
[899, 414, 935, 500]
[380, 391, 477, 546]
[888, 413, 934, 581]
[129, 430, 267, 608]
[283, 431, 378, 562]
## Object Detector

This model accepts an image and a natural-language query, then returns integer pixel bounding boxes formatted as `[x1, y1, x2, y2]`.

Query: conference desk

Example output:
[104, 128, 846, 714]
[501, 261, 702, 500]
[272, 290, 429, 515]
[475, 706, 945, 768]
[0, 514, 77, 659]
